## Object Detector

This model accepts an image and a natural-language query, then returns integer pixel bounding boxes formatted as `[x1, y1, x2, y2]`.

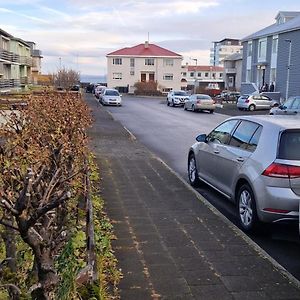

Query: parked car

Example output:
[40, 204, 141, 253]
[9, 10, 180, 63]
[237, 94, 279, 111]
[270, 96, 300, 115]
[100, 89, 122, 106]
[70, 84, 80, 91]
[167, 90, 189, 107]
[184, 94, 215, 113]
[188, 115, 300, 232]
[224, 92, 241, 102]
[85, 84, 94, 93]
[94, 85, 106, 99]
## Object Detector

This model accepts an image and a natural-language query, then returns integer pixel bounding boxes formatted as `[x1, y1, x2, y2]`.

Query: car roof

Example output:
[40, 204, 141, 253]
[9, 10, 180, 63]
[227, 115, 300, 130]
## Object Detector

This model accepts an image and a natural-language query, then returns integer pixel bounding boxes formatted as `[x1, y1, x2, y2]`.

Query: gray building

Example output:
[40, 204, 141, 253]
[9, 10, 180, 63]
[241, 11, 300, 100]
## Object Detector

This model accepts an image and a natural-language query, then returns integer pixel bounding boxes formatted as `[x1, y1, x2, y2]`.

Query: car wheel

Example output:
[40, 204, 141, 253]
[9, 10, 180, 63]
[238, 108, 243, 111]
[237, 184, 259, 232]
[172, 100, 175, 107]
[188, 153, 201, 187]
[209, 110, 214, 114]
[192, 105, 197, 112]
[248, 104, 255, 111]
[184, 104, 187, 110]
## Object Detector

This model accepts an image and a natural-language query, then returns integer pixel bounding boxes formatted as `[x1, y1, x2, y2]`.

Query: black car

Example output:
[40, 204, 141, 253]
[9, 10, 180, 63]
[70, 85, 80, 91]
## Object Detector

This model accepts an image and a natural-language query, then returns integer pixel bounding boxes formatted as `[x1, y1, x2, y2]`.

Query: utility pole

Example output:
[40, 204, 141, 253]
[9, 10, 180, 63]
[192, 58, 197, 94]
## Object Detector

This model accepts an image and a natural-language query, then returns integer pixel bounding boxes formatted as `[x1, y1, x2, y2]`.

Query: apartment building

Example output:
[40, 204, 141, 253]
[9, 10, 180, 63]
[210, 38, 242, 66]
[181, 65, 224, 91]
[223, 53, 243, 91]
[241, 11, 300, 99]
[0, 28, 42, 91]
[106, 42, 183, 93]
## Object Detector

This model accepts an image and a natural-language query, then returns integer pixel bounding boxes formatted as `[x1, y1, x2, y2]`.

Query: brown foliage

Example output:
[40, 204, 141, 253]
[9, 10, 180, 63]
[133, 81, 163, 96]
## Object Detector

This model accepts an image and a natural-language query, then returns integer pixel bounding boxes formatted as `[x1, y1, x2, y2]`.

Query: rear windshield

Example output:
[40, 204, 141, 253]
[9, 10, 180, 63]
[105, 90, 119, 96]
[278, 130, 300, 160]
[197, 95, 211, 100]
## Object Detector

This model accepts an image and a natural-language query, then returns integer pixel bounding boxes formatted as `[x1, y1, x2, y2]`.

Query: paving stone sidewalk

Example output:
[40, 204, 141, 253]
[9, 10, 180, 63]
[85, 93, 300, 300]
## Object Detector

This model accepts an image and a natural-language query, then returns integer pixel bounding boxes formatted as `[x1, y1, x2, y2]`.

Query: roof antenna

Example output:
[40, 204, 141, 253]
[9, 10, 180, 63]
[148, 32, 150, 43]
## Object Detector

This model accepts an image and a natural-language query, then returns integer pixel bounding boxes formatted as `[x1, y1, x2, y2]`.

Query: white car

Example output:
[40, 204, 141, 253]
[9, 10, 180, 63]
[94, 85, 106, 99]
[184, 94, 215, 113]
[100, 89, 122, 106]
[167, 90, 189, 107]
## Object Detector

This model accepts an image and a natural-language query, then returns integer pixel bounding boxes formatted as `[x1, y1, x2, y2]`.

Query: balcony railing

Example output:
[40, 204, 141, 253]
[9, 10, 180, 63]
[20, 76, 29, 85]
[224, 68, 237, 74]
[0, 50, 21, 64]
[0, 78, 21, 88]
[20, 56, 33, 66]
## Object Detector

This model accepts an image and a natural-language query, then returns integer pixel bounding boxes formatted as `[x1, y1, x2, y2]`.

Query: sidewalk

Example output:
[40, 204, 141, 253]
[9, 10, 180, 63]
[85, 93, 300, 300]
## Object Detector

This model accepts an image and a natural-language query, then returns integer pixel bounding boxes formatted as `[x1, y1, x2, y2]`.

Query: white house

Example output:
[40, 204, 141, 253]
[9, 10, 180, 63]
[106, 41, 183, 93]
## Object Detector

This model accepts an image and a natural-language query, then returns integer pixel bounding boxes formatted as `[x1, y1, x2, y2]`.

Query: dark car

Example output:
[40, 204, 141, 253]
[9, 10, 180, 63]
[70, 85, 80, 91]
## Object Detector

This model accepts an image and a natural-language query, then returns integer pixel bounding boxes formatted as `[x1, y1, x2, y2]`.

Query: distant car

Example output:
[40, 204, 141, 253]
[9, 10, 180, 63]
[188, 115, 300, 232]
[224, 92, 240, 102]
[85, 84, 94, 93]
[270, 96, 300, 115]
[184, 94, 215, 113]
[237, 94, 279, 111]
[94, 85, 106, 99]
[100, 89, 122, 106]
[70, 84, 80, 91]
[167, 90, 189, 107]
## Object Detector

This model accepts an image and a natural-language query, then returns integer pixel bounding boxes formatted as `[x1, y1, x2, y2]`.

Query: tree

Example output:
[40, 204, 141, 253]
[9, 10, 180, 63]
[52, 68, 80, 90]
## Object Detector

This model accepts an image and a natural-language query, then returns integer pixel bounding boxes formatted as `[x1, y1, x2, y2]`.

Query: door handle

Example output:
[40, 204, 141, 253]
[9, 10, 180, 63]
[236, 157, 244, 162]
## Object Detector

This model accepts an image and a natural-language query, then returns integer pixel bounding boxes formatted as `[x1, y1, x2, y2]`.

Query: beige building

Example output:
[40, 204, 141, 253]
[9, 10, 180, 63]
[0, 28, 42, 92]
[223, 53, 243, 91]
[106, 42, 183, 93]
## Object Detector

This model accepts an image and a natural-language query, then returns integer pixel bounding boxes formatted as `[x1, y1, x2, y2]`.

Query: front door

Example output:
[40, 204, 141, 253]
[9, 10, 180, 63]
[141, 73, 146, 82]
[149, 73, 155, 82]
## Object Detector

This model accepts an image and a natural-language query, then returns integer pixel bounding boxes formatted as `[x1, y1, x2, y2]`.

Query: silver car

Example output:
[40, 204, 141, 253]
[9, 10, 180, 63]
[100, 89, 122, 106]
[184, 94, 215, 113]
[270, 96, 300, 115]
[237, 94, 278, 111]
[188, 115, 300, 232]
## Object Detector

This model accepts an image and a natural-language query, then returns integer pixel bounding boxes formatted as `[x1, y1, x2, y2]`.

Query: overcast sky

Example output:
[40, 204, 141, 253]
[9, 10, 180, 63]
[0, 0, 299, 78]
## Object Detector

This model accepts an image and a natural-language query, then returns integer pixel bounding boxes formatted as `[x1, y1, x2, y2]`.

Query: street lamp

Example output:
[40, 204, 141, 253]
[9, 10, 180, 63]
[285, 39, 292, 100]
[192, 58, 197, 94]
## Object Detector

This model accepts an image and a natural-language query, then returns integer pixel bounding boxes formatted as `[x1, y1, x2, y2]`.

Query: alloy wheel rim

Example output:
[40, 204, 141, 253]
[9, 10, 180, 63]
[189, 157, 196, 182]
[239, 190, 253, 226]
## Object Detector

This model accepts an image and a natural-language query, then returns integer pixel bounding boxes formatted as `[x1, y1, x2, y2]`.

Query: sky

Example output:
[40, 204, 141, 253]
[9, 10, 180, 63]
[0, 0, 299, 79]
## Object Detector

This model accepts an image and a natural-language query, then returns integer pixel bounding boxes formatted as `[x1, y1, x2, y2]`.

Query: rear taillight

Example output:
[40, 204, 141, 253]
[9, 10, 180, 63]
[197, 100, 201, 104]
[262, 163, 300, 179]
[245, 99, 250, 103]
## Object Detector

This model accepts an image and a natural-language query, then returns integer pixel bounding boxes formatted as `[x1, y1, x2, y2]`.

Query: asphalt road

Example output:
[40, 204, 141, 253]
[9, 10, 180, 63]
[100, 94, 300, 281]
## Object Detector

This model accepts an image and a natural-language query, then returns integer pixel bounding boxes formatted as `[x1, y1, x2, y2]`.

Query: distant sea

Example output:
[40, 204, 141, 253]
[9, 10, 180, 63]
[80, 74, 107, 84]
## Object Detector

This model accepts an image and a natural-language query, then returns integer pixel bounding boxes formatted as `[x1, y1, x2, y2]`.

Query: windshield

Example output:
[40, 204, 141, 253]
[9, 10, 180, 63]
[278, 130, 300, 160]
[105, 90, 119, 96]
[174, 91, 188, 96]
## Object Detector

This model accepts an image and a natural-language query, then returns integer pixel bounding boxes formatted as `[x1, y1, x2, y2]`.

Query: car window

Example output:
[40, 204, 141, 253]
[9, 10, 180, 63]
[261, 96, 270, 100]
[278, 130, 300, 160]
[247, 126, 262, 152]
[197, 95, 211, 100]
[208, 120, 238, 144]
[174, 91, 187, 96]
[229, 121, 260, 150]
[105, 90, 119, 96]
[291, 99, 300, 109]
[283, 98, 295, 108]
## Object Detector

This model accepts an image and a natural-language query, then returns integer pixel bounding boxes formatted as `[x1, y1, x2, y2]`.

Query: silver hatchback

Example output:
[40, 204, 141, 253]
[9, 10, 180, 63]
[188, 115, 300, 232]
[270, 96, 300, 115]
[237, 94, 278, 111]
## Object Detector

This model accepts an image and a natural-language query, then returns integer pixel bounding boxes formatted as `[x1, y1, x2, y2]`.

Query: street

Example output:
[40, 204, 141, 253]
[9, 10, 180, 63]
[101, 94, 300, 281]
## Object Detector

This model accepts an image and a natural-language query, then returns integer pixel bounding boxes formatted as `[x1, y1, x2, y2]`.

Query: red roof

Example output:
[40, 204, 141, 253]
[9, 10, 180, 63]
[107, 43, 182, 57]
[187, 66, 224, 72]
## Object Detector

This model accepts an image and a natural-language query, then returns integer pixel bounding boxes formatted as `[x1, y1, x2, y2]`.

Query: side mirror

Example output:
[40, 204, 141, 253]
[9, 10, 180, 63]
[119, 94, 123, 97]
[196, 134, 207, 142]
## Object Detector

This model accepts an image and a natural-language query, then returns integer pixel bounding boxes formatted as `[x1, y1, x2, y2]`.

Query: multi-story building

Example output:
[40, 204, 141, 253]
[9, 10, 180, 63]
[26, 41, 43, 84]
[0, 28, 42, 91]
[223, 53, 243, 91]
[241, 11, 300, 100]
[210, 38, 242, 66]
[181, 65, 224, 91]
[106, 41, 183, 93]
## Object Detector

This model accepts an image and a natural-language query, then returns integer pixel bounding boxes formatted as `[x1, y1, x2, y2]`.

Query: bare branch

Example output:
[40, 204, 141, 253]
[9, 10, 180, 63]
[1, 199, 19, 215]
[40, 168, 61, 207]
[0, 284, 21, 295]
[0, 219, 19, 231]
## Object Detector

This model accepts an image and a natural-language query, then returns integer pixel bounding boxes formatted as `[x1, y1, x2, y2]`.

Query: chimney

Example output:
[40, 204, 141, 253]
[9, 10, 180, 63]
[144, 41, 149, 48]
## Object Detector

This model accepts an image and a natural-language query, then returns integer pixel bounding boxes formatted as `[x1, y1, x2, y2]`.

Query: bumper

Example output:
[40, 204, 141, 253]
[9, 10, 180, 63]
[237, 103, 249, 109]
[196, 104, 216, 110]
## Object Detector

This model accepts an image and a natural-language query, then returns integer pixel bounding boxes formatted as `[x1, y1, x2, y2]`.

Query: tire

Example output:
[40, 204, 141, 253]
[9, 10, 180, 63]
[172, 100, 175, 107]
[167, 100, 170, 106]
[184, 104, 187, 111]
[188, 153, 201, 187]
[237, 184, 259, 232]
[192, 105, 197, 112]
[238, 108, 243, 111]
[209, 110, 214, 114]
[248, 104, 255, 111]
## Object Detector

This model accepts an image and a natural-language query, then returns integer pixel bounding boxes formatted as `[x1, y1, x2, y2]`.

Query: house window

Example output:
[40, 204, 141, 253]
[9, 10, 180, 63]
[130, 58, 135, 67]
[258, 38, 267, 61]
[164, 59, 174, 66]
[190, 72, 194, 77]
[212, 73, 216, 79]
[205, 72, 209, 77]
[113, 72, 122, 79]
[247, 41, 252, 57]
[219, 73, 223, 78]
[182, 72, 186, 76]
[197, 72, 201, 77]
[145, 58, 154, 65]
[130, 71, 135, 76]
[272, 36, 278, 54]
[113, 58, 122, 65]
[163, 73, 173, 80]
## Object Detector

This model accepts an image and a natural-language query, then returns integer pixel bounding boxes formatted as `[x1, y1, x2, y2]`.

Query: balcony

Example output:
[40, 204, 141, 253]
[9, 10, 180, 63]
[0, 50, 20, 64]
[0, 78, 21, 88]
[20, 76, 29, 85]
[20, 56, 33, 66]
[224, 68, 237, 74]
